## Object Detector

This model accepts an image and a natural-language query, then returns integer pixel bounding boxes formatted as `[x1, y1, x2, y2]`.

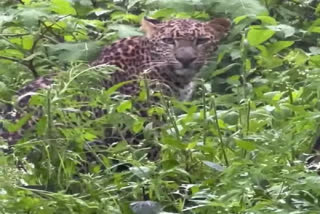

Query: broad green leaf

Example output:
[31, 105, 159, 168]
[109, 24, 143, 38]
[257, 16, 277, 25]
[207, 0, 268, 17]
[146, 0, 200, 12]
[0, 14, 13, 26]
[211, 63, 240, 77]
[10, 35, 34, 50]
[47, 42, 99, 62]
[130, 166, 153, 179]
[316, 4, 320, 14]
[247, 28, 275, 46]
[117, 100, 132, 113]
[267, 24, 295, 38]
[5, 113, 32, 133]
[263, 91, 283, 101]
[309, 47, 320, 55]
[257, 55, 283, 69]
[310, 55, 320, 67]
[203, 161, 225, 172]
[235, 139, 256, 151]
[151, 8, 175, 18]
[132, 119, 144, 133]
[162, 136, 186, 149]
[44, 21, 67, 30]
[147, 106, 165, 116]
[285, 49, 308, 66]
[83, 132, 97, 141]
[128, 0, 140, 9]
[51, 0, 76, 15]
[268, 41, 294, 55]
[0, 49, 24, 59]
[161, 159, 179, 170]
[18, 9, 48, 27]
[103, 80, 133, 98]
[22, 0, 31, 4]
[233, 15, 248, 24]
[36, 116, 47, 135]
[308, 26, 320, 33]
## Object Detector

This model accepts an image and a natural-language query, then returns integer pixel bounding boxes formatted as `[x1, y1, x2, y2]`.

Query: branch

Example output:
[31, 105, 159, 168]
[0, 33, 30, 37]
[0, 55, 21, 63]
[0, 56, 38, 78]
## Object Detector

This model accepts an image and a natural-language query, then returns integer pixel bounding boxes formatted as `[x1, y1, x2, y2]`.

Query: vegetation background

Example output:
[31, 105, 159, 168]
[1, 0, 320, 213]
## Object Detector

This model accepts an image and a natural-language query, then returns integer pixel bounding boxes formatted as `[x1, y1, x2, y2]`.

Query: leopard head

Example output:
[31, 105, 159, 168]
[141, 17, 230, 80]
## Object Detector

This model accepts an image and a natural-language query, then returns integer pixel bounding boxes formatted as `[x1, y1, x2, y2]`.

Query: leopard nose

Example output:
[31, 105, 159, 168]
[176, 56, 197, 68]
[175, 47, 197, 68]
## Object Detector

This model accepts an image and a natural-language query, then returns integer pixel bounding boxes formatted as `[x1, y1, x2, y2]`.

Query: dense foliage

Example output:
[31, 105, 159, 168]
[1, 0, 320, 213]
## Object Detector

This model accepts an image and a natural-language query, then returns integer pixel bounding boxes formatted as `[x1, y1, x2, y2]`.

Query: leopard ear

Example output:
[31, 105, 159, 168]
[141, 17, 161, 38]
[207, 18, 231, 41]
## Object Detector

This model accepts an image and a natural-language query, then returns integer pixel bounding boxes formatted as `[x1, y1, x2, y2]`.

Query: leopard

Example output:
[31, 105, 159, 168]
[92, 17, 231, 101]
[0, 17, 231, 148]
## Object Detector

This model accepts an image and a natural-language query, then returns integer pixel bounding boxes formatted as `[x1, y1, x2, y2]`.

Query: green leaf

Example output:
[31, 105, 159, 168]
[151, 8, 175, 18]
[36, 116, 47, 135]
[117, 100, 132, 113]
[5, 113, 32, 133]
[207, 0, 268, 18]
[83, 132, 97, 141]
[162, 136, 186, 149]
[10, 35, 34, 50]
[203, 161, 225, 172]
[310, 55, 320, 67]
[132, 119, 144, 133]
[285, 49, 308, 66]
[235, 139, 256, 151]
[18, 9, 48, 27]
[21, 0, 32, 4]
[0, 49, 24, 59]
[51, 0, 76, 15]
[257, 16, 277, 25]
[47, 42, 99, 62]
[267, 24, 295, 38]
[109, 24, 143, 38]
[130, 166, 153, 179]
[103, 80, 133, 98]
[0, 14, 13, 26]
[128, 0, 140, 9]
[247, 28, 275, 46]
[268, 41, 294, 55]
[161, 159, 179, 170]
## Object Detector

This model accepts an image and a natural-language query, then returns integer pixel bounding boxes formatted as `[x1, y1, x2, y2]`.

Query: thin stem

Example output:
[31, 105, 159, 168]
[240, 33, 248, 99]
[162, 96, 180, 140]
[246, 99, 251, 136]
[211, 95, 229, 166]
[288, 85, 293, 104]
[201, 81, 207, 145]
[46, 88, 52, 139]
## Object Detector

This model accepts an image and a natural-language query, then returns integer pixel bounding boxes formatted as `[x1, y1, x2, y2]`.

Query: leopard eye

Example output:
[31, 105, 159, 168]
[196, 38, 210, 45]
[161, 38, 175, 45]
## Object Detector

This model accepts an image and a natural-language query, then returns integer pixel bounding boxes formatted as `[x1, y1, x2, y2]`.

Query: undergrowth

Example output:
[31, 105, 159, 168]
[1, 0, 320, 213]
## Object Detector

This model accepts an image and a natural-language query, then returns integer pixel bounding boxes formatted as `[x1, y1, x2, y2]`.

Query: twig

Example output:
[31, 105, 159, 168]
[211, 95, 229, 166]
[0, 56, 38, 77]
[0, 55, 21, 63]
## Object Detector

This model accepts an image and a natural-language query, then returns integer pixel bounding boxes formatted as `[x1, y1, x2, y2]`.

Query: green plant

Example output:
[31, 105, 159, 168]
[1, 0, 320, 213]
